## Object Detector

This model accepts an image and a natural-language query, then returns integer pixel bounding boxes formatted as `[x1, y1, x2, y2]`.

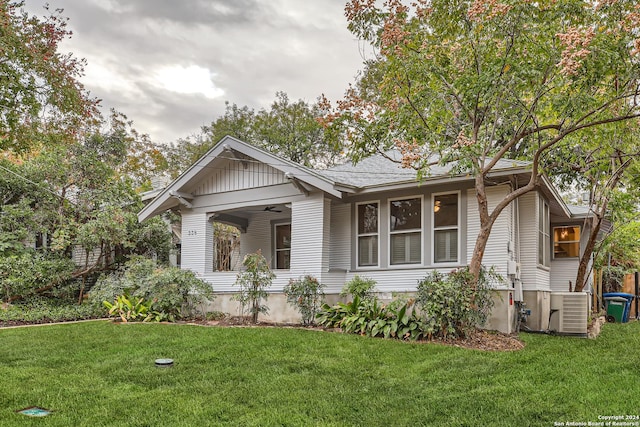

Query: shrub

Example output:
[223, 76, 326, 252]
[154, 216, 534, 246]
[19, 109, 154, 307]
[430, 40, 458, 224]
[0, 251, 75, 303]
[416, 268, 498, 338]
[316, 296, 427, 341]
[283, 275, 325, 325]
[0, 298, 105, 325]
[233, 251, 274, 323]
[340, 275, 376, 301]
[90, 257, 214, 321]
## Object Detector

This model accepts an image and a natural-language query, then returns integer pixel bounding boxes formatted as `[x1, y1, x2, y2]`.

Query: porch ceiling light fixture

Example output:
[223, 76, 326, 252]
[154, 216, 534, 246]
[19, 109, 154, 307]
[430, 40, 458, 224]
[285, 172, 310, 196]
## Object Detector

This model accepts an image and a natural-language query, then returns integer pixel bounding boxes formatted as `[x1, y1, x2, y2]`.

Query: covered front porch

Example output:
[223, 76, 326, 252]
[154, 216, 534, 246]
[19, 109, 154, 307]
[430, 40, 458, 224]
[180, 193, 340, 293]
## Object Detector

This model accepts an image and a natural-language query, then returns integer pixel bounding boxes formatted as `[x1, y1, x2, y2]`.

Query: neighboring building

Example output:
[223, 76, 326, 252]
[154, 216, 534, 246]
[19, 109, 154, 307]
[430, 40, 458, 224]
[138, 136, 594, 334]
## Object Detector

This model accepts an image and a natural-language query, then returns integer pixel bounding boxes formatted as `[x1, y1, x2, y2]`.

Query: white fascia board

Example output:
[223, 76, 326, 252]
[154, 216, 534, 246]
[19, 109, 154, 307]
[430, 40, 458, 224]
[540, 175, 572, 218]
[138, 135, 342, 222]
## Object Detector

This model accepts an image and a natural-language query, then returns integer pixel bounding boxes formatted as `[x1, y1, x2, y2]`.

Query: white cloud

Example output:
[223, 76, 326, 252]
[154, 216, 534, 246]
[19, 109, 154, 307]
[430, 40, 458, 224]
[152, 65, 225, 99]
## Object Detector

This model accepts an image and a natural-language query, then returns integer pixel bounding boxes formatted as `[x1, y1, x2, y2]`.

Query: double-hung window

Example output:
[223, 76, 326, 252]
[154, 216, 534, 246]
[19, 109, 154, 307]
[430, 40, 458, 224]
[274, 223, 291, 269]
[357, 202, 379, 267]
[433, 193, 458, 263]
[390, 197, 422, 265]
[553, 226, 580, 258]
[538, 199, 550, 266]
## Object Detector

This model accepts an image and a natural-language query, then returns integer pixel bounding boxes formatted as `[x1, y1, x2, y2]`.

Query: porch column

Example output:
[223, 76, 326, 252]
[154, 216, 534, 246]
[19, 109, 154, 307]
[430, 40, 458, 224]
[290, 194, 330, 277]
[181, 212, 213, 275]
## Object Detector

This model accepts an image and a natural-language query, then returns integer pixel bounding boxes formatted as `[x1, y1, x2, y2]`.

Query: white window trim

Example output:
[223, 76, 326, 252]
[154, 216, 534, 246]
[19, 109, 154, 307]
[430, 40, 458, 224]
[431, 191, 460, 265]
[356, 200, 380, 268]
[538, 198, 550, 267]
[273, 222, 291, 270]
[553, 225, 581, 260]
[388, 195, 424, 266]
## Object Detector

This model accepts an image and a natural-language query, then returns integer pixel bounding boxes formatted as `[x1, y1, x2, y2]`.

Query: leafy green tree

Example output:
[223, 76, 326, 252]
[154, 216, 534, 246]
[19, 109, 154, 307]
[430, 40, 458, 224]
[163, 92, 343, 176]
[551, 123, 640, 291]
[252, 92, 343, 167]
[0, 0, 99, 153]
[0, 120, 173, 302]
[324, 0, 640, 282]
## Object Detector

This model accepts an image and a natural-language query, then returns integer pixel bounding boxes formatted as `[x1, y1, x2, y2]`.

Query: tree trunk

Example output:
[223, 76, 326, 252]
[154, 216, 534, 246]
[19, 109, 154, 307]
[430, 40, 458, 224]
[575, 214, 603, 292]
[469, 174, 494, 283]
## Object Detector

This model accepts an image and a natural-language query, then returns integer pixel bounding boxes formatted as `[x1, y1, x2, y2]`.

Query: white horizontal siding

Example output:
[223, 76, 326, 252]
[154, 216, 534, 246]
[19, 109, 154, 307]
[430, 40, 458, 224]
[240, 213, 275, 264]
[329, 202, 351, 271]
[466, 185, 511, 279]
[181, 212, 213, 275]
[550, 259, 578, 292]
[193, 158, 287, 196]
[290, 193, 327, 276]
[518, 192, 539, 291]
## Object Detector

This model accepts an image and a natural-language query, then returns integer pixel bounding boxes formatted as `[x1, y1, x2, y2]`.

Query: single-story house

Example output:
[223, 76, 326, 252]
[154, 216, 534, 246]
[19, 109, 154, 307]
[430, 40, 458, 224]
[139, 136, 594, 334]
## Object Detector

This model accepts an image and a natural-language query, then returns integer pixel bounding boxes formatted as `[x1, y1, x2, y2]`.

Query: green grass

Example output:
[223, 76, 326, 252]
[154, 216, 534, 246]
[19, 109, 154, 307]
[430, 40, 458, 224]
[0, 321, 639, 426]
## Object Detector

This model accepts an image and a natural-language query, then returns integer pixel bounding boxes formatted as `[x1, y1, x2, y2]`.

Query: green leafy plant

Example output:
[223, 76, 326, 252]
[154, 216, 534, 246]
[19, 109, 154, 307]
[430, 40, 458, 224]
[317, 295, 426, 341]
[0, 298, 105, 325]
[283, 275, 325, 325]
[416, 268, 498, 338]
[103, 293, 153, 322]
[90, 257, 214, 321]
[0, 251, 75, 303]
[340, 275, 376, 301]
[233, 251, 274, 323]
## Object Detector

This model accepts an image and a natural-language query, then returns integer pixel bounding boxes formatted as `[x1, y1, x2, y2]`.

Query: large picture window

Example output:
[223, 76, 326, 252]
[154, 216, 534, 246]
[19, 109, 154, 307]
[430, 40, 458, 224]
[433, 193, 458, 263]
[274, 223, 291, 269]
[553, 226, 580, 258]
[538, 199, 550, 266]
[390, 197, 422, 265]
[357, 202, 378, 267]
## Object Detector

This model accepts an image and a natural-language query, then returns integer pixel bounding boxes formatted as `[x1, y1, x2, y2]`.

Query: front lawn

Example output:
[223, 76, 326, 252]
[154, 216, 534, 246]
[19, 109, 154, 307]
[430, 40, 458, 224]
[0, 321, 638, 426]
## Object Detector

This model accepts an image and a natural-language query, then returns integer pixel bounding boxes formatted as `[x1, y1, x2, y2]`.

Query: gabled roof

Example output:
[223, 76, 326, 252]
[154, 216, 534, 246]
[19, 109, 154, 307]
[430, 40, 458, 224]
[139, 136, 579, 222]
[138, 136, 341, 222]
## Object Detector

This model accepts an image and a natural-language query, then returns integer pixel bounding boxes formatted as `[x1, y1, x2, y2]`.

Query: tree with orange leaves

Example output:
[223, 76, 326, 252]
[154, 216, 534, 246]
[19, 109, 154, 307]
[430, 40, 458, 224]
[0, 0, 99, 153]
[323, 0, 640, 282]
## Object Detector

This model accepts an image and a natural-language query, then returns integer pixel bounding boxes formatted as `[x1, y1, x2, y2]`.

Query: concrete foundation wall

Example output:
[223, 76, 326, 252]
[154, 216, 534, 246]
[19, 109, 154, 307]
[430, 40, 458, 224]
[485, 289, 516, 334]
[204, 290, 517, 334]
[204, 293, 344, 324]
[522, 290, 551, 331]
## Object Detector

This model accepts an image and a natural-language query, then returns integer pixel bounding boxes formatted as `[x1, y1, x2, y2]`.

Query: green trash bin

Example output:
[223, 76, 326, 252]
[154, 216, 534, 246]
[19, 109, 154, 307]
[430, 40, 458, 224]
[605, 296, 627, 323]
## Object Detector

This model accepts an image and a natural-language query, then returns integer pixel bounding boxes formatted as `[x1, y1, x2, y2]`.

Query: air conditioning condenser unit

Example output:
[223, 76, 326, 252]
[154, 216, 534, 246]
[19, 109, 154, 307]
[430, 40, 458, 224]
[549, 292, 588, 337]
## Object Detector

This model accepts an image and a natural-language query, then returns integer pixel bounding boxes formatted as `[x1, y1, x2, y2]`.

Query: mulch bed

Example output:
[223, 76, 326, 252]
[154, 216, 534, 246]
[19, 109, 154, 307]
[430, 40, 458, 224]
[191, 316, 526, 352]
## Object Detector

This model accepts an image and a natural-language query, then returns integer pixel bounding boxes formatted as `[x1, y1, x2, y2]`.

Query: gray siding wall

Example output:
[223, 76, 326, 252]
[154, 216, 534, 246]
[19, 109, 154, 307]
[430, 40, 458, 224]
[193, 158, 287, 196]
[550, 260, 577, 292]
[518, 192, 538, 290]
[550, 219, 591, 292]
[330, 202, 351, 271]
[240, 213, 273, 264]
[466, 185, 511, 281]
[181, 212, 213, 275]
[290, 193, 328, 276]
[518, 192, 551, 292]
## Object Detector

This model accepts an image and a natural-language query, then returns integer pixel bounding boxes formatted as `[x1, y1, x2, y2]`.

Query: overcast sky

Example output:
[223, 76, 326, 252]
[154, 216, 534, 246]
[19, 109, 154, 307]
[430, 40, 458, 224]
[23, 0, 366, 145]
